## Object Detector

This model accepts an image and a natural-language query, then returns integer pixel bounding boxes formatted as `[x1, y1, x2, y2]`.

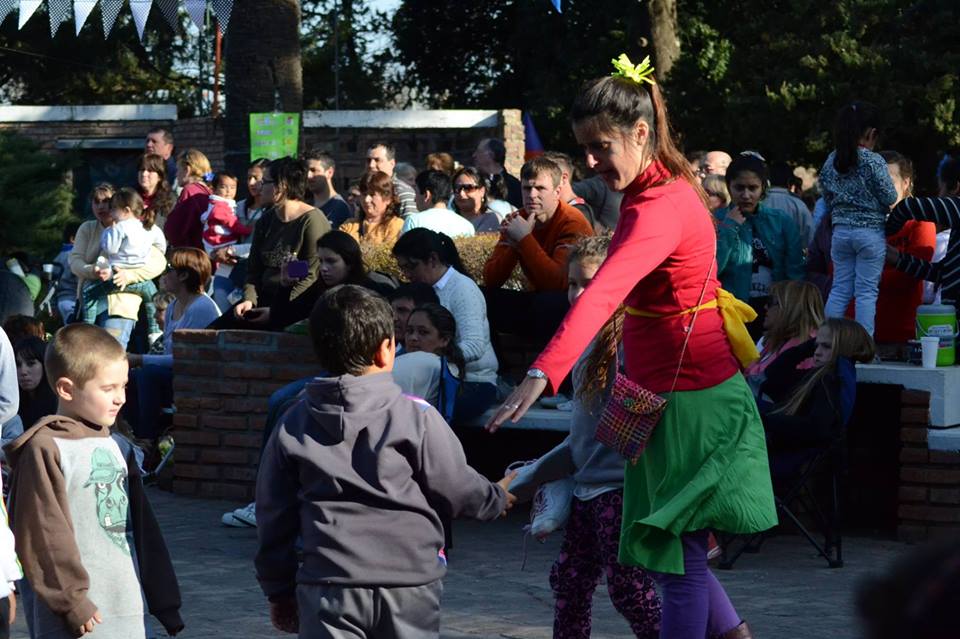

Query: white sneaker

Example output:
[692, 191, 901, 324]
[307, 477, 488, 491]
[221, 501, 256, 527]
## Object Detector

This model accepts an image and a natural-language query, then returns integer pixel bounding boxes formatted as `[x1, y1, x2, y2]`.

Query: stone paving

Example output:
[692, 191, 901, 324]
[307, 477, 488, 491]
[12, 488, 913, 638]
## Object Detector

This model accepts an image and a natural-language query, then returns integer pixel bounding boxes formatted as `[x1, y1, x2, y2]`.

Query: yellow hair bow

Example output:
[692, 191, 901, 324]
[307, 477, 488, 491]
[611, 53, 656, 86]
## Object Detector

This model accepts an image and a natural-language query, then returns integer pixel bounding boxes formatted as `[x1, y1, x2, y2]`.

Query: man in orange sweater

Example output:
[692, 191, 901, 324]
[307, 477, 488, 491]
[483, 157, 594, 291]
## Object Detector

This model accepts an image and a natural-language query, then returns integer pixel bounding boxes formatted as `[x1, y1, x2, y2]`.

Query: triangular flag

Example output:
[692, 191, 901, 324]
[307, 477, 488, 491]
[0, 0, 17, 26]
[18, 0, 43, 29]
[211, 0, 232, 34]
[49, 0, 73, 37]
[73, 0, 97, 35]
[550, 0, 562, 13]
[156, 0, 180, 32]
[130, 0, 153, 40]
[101, 0, 123, 37]
[184, 0, 205, 31]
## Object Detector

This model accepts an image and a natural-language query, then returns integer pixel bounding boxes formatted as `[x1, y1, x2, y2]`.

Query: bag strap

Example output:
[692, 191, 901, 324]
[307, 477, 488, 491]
[667, 253, 717, 395]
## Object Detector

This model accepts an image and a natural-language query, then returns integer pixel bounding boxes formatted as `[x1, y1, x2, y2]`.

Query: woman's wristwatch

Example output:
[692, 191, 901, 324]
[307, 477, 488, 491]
[526, 368, 547, 380]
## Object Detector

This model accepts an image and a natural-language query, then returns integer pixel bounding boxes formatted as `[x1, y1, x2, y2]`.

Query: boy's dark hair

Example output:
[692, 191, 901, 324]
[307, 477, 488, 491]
[213, 171, 238, 190]
[62, 222, 81, 245]
[388, 282, 439, 306]
[769, 162, 794, 188]
[415, 170, 453, 204]
[309, 285, 394, 376]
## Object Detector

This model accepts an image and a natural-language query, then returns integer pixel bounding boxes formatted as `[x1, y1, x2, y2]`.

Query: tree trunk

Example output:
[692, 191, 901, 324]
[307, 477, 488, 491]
[224, 0, 303, 184]
[648, 0, 680, 78]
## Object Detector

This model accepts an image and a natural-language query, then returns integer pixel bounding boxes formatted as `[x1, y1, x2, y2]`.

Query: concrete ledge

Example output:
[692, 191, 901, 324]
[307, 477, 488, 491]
[0, 104, 177, 122]
[303, 109, 501, 129]
[857, 362, 960, 427]
[463, 407, 570, 433]
[929, 428, 960, 452]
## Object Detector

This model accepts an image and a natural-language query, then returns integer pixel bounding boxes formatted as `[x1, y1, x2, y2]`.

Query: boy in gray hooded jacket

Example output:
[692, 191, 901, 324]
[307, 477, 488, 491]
[255, 285, 515, 638]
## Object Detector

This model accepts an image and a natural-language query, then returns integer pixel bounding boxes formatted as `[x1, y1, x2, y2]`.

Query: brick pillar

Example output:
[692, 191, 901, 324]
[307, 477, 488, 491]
[897, 389, 960, 541]
[500, 109, 525, 177]
[171, 329, 322, 501]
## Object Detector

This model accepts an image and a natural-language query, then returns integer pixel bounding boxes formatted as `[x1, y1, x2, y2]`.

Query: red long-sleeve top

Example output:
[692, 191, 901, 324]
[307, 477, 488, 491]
[533, 162, 738, 394]
[482, 200, 594, 291]
[163, 182, 211, 250]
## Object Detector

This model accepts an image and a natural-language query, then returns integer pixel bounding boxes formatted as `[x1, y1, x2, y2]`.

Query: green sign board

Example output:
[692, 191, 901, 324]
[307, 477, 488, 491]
[249, 113, 300, 161]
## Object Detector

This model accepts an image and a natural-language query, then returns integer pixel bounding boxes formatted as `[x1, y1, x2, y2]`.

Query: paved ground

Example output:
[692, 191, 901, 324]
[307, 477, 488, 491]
[12, 489, 911, 638]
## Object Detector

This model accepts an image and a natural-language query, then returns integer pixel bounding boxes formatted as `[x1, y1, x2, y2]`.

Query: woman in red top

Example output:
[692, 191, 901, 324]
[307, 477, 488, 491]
[163, 148, 213, 250]
[488, 66, 776, 639]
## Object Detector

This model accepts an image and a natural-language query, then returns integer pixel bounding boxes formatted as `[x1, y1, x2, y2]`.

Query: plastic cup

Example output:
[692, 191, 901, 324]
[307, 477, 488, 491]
[921, 336, 940, 369]
[42, 263, 54, 279]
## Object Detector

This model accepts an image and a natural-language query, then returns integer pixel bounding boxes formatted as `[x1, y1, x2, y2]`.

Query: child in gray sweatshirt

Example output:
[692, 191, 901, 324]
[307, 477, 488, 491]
[254, 284, 515, 638]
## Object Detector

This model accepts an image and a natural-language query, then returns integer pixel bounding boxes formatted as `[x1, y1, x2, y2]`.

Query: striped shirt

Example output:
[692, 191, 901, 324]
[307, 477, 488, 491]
[886, 196, 960, 304]
[393, 176, 419, 218]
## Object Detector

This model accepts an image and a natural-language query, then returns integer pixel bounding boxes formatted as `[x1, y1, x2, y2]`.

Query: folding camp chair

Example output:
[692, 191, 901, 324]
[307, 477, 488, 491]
[718, 358, 856, 569]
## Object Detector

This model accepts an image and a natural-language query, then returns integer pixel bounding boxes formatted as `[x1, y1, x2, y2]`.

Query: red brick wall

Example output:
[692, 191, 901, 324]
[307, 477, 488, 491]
[897, 389, 960, 541]
[0, 120, 173, 150]
[171, 329, 321, 501]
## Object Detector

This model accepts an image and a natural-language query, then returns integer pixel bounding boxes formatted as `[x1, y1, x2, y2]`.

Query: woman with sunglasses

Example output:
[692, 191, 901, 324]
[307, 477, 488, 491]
[452, 167, 503, 233]
[126, 248, 221, 441]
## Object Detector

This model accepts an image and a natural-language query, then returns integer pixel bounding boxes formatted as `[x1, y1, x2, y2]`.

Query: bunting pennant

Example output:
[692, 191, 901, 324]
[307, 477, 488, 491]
[100, 0, 123, 37]
[211, 0, 232, 34]
[184, 0, 205, 31]
[550, 0, 562, 13]
[49, 0, 73, 37]
[130, 0, 153, 40]
[156, 0, 181, 33]
[18, 0, 43, 29]
[73, 0, 97, 35]
[0, 0, 16, 26]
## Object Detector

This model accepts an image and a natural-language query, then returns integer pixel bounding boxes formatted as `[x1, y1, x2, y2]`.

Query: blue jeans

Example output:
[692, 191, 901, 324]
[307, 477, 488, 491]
[131, 364, 174, 439]
[96, 312, 136, 349]
[825, 225, 885, 336]
[212, 275, 236, 312]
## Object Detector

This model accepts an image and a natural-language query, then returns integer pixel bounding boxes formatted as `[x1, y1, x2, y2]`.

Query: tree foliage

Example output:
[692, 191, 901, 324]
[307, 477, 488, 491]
[301, 1, 393, 109]
[0, 132, 79, 258]
[0, 5, 201, 115]
[388, 0, 653, 152]
[667, 0, 960, 189]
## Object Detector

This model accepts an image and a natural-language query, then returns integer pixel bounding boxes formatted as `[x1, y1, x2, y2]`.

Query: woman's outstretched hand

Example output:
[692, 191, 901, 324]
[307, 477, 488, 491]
[485, 376, 548, 433]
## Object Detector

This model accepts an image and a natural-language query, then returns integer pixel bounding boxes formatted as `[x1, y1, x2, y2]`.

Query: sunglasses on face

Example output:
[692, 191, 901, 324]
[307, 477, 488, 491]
[454, 184, 480, 194]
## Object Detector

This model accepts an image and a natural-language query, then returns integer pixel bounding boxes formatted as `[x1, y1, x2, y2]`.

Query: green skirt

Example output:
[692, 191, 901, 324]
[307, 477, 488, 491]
[618, 373, 777, 575]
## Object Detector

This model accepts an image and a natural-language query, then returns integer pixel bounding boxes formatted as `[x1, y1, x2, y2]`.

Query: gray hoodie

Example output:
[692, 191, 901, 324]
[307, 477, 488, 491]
[255, 372, 506, 598]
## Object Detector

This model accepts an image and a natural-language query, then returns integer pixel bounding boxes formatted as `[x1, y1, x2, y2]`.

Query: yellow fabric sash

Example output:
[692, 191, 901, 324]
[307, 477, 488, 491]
[625, 288, 760, 367]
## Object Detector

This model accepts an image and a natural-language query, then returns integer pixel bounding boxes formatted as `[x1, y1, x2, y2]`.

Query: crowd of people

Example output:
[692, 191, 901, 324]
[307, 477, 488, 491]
[0, 58, 957, 639]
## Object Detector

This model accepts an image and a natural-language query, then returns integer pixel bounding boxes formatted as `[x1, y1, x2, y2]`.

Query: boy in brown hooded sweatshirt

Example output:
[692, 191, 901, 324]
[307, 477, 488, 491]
[5, 324, 182, 638]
